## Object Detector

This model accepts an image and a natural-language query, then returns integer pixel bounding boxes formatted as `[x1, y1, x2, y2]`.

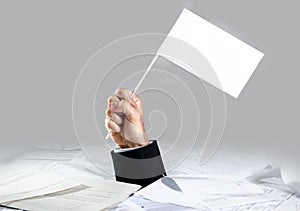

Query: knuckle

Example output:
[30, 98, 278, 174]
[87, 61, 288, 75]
[105, 118, 113, 128]
[105, 108, 111, 116]
[108, 95, 119, 103]
[107, 96, 113, 103]
[115, 88, 123, 96]
[115, 88, 132, 97]
[105, 119, 109, 128]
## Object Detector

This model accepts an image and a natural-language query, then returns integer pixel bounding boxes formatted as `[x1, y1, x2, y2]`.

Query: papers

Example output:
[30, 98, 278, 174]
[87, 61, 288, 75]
[110, 195, 199, 211]
[170, 175, 263, 196]
[169, 151, 271, 181]
[199, 195, 271, 210]
[275, 195, 300, 211]
[136, 173, 298, 210]
[0, 149, 140, 211]
[137, 175, 265, 210]
[219, 185, 293, 211]
[0, 206, 23, 211]
[170, 157, 248, 176]
[21, 148, 79, 161]
[4, 147, 299, 210]
[38, 152, 111, 181]
[13, 149, 110, 180]
[158, 8, 264, 98]
[0, 166, 80, 204]
[135, 152, 286, 210]
[7, 179, 140, 211]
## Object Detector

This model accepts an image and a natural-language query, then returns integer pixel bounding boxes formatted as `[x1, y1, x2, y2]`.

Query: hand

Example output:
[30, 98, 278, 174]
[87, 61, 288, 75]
[105, 88, 149, 148]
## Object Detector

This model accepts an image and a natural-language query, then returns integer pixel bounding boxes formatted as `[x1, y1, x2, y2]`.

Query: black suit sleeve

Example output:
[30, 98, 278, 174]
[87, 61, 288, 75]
[110, 141, 166, 187]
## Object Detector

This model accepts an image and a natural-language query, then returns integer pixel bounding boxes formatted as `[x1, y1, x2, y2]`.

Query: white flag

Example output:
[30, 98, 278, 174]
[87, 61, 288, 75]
[158, 9, 264, 98]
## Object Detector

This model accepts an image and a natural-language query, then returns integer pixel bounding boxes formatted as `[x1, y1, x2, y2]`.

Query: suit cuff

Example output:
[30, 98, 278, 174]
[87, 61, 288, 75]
[110, 140, 166, 187]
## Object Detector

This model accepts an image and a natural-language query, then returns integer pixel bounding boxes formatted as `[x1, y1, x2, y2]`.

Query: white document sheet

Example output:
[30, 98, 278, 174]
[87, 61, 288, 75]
[64, 152, 111, 179]
[0, 166, 80, 204]
[198, 195, 272, 210]
[174, 176, 263, 196]
[137, 175, 265, 210]
[170, 157, 248, 176]
[169, 150, 271, 181]
[275, 195, 300, 211]
[7, 178, 140, 211]
[158, 8, 264, 98]
[13, 149, 111, 181]
[0, 207, 23, 211]
[22, 149, 79, 161]
[110, 195, 200, 211]
[220, 180, 295, 210]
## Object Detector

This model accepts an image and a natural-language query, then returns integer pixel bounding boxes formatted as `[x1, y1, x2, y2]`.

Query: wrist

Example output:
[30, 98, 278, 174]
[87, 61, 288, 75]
[138, 133, 150, 146]
[123, 134, 149, 148]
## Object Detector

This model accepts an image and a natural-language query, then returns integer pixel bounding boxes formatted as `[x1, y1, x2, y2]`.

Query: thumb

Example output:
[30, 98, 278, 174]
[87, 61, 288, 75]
[131, 94, 143, 114]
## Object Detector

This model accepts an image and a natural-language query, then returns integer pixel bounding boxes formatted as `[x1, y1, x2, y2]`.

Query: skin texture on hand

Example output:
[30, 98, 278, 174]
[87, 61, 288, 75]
[105, 88, 149, 148]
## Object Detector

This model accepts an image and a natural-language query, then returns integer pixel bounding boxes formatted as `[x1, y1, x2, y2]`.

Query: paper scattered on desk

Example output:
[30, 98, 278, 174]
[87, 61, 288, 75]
[109, 195, 199, 211]
[137, 172, 298, 211]
[14, 149, 111, 180]
[0, 166, 80, 204]
[1, 149, 140, 211]
[3, 147, 300, 210]
[21, 148, 80, 161]
[169, 152, 271, 181]
[275, 195, 300, 211]
[7, 178, 140, 211]
[137, 175, 264, 210]
[171, 174, 263, 196]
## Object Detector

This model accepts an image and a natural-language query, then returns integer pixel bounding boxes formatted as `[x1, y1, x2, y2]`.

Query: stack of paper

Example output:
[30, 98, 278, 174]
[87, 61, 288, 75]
[12, 148, 111, 181]
[274, 195, 300, 211]
[3, 148, 299, 210]
[109, 194, 199, 211]
[5, 178, 140, 211]
[0, 166, 140, 211]
[0, 166, 80, 204]
[136, 174, 294, 210]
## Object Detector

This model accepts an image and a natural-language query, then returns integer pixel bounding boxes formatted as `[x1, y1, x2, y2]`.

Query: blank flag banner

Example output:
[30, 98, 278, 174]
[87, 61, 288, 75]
[158, 8, 264, 98]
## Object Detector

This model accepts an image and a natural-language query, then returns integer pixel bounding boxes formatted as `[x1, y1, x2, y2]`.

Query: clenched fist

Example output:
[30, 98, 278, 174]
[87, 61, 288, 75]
[105, 88, 149, 148]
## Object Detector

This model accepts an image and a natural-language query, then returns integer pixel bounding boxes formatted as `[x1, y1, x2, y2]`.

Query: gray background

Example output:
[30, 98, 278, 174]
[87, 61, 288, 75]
[0, 0, 299, 159]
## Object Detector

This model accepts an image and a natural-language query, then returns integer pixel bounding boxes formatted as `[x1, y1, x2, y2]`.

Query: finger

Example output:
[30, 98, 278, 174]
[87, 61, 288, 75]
[111, 112, 123, 125]
[105, 118, 121, 133]
[107, 96, 121, 118]
[111, 100, 131, 115]
[106, 108, 122, 120]
[111, 100, 139, 122]
[115, 88, 139, 109]
[107, 95, 120, 112]
[131, 94, 143, 114]
[107, 95, 120, 104]
[105, 108, 111, 118]
[115, 88, 132, 100]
